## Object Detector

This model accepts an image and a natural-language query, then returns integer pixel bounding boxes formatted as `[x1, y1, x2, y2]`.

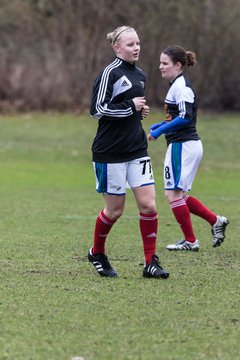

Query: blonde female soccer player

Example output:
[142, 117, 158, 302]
[87, 26, 169, 278]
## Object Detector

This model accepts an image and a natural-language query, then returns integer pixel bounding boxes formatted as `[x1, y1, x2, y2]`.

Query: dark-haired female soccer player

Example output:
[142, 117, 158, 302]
[148, 45, 229, 251]
[87, 26, 169, 278]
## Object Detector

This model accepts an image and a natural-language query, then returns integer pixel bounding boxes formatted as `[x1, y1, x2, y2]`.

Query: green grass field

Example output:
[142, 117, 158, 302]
[0, 111, 239, 360]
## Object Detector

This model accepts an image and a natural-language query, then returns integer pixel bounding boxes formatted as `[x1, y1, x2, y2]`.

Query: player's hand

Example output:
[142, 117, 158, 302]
[141, 105, 150, 118]
[132, 97, 146, 111]
[147, 133, 156, 141]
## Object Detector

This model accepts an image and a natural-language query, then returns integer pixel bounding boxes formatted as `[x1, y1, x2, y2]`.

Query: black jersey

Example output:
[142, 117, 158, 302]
[90, 57, 148, 163]
[164, 73, 200, 145]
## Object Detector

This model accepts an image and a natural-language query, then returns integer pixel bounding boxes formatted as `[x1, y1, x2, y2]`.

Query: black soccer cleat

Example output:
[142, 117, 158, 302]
[88, 247, 118, 277]
[143, 255, 169, 279]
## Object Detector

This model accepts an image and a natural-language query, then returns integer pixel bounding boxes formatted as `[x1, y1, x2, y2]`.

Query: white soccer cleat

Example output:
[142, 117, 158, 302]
[166, 239, 200, 251]
[211, 215, 229, 247]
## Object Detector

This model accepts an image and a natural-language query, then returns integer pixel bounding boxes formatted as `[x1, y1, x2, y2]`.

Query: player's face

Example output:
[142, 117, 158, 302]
[159, 53, 182, 81]
[114, 31, 140, 64]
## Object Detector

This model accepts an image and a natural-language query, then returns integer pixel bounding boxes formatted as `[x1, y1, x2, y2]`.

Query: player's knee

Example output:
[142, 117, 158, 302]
[140, 201, 157, 214]
[165, 190, 182, 203]
[165, 191, 172, 203]
[106, 208, 123, 221]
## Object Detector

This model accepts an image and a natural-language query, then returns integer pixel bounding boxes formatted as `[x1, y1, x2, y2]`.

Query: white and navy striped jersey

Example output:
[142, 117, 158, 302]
[164, 73, 200, 145]
[90, 57, 148, 163]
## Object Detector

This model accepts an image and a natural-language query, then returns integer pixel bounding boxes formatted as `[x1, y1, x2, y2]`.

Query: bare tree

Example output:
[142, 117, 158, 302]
[0, 0, 239, 111]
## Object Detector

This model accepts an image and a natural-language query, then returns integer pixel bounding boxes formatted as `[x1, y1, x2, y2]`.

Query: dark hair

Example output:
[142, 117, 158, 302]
[163, 45, 197, 67]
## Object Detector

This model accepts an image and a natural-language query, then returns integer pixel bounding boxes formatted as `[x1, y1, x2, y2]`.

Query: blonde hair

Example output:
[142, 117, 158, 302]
[107, 26, 136, 46]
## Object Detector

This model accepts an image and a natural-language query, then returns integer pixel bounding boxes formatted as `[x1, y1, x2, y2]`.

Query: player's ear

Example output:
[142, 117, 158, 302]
[113, 43, 120, 54]
[176, 61, 182, 70]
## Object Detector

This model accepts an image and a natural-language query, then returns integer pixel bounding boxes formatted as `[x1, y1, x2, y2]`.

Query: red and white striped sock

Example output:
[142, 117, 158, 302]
[140, 212, 158, 265]
[170, 198, 196, 243]
[92, 210, 116, 254]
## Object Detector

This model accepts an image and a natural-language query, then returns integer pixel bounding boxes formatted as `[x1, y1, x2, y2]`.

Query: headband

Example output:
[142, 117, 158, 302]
[112, 27, 132, 45]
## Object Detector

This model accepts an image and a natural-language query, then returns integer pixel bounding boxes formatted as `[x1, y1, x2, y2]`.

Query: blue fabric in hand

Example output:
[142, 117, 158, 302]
[150, 116, 190, 139]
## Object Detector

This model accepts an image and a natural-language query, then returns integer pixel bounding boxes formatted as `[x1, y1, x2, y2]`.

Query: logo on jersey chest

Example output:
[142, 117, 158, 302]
[111, 75, 132, 100]
[119, 76, 132, 89]
[121, 79, 130, 87]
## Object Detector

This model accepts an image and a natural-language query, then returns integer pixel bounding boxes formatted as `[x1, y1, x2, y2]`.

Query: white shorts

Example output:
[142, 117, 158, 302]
[93, 156, 155, 195]
[164, 140, 203, 191]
